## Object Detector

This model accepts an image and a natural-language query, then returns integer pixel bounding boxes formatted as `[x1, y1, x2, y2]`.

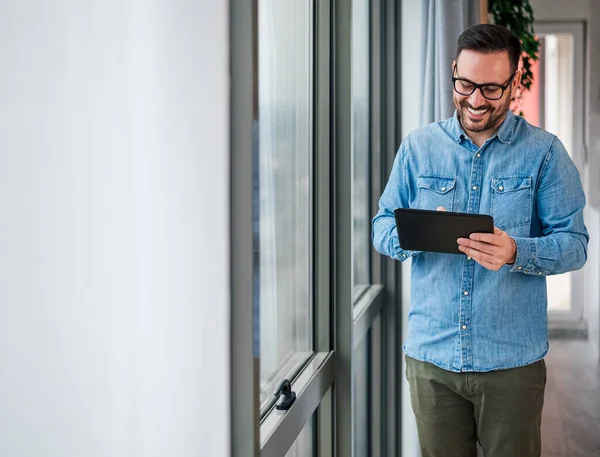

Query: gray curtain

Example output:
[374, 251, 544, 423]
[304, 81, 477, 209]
[421, 0, 480, 125]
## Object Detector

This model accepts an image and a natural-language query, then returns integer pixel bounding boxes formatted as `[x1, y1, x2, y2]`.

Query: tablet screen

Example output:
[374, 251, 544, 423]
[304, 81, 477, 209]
[394, 208, 494, 255]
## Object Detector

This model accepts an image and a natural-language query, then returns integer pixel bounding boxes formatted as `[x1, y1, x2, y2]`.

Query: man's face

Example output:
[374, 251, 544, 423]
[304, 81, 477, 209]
[452, 50, 519, 135]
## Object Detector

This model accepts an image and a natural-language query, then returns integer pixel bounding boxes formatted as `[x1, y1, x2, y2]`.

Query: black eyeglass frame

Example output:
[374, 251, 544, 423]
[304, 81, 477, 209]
[451, 68, 517, 101]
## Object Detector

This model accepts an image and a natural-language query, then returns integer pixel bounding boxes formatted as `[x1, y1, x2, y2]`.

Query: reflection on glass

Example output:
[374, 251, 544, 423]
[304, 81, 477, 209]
[285, 415, 315, 457]
[257, 0, 314, 406]
[352, 0, 371, 295]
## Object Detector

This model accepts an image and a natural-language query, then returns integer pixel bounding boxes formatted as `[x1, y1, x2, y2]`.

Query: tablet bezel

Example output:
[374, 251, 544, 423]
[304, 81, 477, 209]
[393, 208, 494, 255]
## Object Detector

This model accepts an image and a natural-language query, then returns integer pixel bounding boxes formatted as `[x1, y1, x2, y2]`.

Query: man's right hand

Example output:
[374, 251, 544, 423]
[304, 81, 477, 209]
[437, 206, 447, 212]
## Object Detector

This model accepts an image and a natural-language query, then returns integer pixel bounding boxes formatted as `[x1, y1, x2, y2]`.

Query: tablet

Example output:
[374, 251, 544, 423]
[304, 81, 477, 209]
[394, 208, 494, 255]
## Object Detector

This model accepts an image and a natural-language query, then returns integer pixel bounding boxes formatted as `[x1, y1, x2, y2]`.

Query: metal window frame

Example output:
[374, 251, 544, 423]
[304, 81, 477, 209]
[348, 1, 405, 456]
[230, 1, 260, 456]
[231, 1, 337, 456]
[256, 0, 335, 448]
[260, 353, 335, 457]
[353, 285, 384, 348]
[349, 0, 405, 456]
[231, 0, 405, 455]
[383, 1, 404, 456]
[332, 0, 353, 454]
[315, 1, 335, 455]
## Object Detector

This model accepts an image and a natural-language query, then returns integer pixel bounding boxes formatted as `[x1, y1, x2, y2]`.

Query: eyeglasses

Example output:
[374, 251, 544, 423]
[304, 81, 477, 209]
[452, 68, 517, 101]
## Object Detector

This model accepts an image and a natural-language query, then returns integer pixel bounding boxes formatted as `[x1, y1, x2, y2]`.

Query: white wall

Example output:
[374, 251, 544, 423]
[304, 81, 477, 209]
[529, 0, 588, 21]
[0, 2, 231, 456]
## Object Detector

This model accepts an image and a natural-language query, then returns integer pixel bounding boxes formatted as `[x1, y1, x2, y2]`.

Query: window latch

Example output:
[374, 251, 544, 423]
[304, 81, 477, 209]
[273, 379, 296, 411]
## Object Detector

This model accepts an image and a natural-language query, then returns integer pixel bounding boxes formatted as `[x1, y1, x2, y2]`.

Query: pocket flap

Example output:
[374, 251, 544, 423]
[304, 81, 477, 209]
[417, 176, 456, 194]
[491, 176, 532, 193]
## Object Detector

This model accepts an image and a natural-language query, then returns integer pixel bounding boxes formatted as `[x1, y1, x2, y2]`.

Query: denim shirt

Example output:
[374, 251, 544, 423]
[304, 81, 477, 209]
[372, 111, 589, 372]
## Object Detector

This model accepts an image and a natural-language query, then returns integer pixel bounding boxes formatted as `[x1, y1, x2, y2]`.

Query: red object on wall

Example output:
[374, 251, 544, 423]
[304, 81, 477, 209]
[514, 49, 541, 128]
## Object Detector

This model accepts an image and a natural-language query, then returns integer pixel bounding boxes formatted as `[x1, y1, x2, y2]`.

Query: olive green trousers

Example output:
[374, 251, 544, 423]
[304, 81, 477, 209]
[405, 355, 546, 457]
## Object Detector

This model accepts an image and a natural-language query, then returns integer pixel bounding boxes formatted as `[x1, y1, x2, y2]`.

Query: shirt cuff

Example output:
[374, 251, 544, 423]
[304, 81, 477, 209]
[392, 236, 420, 261]
[509, 237, 546, 275]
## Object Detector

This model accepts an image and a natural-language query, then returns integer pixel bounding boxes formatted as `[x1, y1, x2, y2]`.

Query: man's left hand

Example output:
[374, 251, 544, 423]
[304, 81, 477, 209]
[457, 227, 517, 271]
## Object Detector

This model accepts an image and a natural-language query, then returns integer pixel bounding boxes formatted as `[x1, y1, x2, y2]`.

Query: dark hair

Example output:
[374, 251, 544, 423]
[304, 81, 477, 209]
[456, 24, 521, 73]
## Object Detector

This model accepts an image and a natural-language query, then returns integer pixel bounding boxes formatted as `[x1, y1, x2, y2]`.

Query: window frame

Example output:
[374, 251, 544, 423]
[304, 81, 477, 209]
[231, 1, 336, 456]
[230, 1, 405, 456]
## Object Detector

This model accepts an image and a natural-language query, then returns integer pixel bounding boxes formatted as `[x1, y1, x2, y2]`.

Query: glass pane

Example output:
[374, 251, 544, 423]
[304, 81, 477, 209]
[285, 415, 315, 457]
[257, 0, 314, 407]
[353, 331, 370, 457]
[543, 34, 574, 154]
[352, 0, 371, 295]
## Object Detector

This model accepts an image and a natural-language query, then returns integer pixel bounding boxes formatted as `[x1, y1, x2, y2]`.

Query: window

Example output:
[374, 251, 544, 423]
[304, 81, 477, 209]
[257, 0, 315, 409]
[233, 1, 404, 456]
[352, 0, 371, 298]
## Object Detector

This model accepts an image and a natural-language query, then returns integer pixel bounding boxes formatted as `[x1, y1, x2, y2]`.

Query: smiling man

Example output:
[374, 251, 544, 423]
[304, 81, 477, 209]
[372, 24, 589, 457]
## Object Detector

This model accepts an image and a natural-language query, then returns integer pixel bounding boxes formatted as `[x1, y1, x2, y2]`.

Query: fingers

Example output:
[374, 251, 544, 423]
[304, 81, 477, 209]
[468, 232, 498, 243]
[458, 238, 498, 255]
[458, 245, 495, 264]
[468, 226, 505, 244]
[458, 226, 513, 271]
[436, 206, 447, 211]
[458, 245, 502, 271]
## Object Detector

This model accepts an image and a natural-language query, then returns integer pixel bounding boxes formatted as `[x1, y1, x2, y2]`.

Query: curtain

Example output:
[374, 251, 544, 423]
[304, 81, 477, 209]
[421, 0, 481, 125]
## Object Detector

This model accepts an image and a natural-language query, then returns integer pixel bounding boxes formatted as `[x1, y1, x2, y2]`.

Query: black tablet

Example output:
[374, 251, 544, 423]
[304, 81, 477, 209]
[394, 208, 494, 255]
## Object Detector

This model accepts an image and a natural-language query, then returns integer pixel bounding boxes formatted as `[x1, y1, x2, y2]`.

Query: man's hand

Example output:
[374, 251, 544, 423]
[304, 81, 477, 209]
[457, 227, 517, 271]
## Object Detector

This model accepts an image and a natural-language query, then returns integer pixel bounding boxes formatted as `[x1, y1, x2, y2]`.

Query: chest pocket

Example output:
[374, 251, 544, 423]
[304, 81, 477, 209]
[416, 176, 457, 211]
[490, 176, 533, 230]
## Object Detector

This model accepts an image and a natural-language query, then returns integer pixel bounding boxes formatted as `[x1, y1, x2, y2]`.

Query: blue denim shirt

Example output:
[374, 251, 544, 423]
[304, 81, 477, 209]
[372, 111, 589, 372]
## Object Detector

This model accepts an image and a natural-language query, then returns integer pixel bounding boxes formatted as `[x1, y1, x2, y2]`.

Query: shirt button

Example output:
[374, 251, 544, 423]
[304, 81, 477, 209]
[499, 185, 504, 191]
[538, 272, 543, 275]
[441, 187, 446, 191]
[517, 266, 522, 270]
[472, 185, 478, 191]
[462, 325, 467, 330]
[476, 153, 481, 158]
[467, 256, 472, 260]
[402, 253, 407, 258]
[463, 291, 469, 296]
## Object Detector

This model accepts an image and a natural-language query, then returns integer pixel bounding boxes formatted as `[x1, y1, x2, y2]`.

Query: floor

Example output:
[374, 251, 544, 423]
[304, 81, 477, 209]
[542, 340, 600, 457]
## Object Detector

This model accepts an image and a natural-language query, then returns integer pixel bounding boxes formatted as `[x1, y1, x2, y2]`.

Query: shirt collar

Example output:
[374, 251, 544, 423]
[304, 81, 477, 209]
[449, 109, 517, 145]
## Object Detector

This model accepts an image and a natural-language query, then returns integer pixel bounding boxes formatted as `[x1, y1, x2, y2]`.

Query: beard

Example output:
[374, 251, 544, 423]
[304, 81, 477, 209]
[455, 89, 512, 133]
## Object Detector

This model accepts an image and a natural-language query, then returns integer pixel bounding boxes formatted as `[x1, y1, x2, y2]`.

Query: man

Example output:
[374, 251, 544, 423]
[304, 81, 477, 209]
[372, 24, 588, 457]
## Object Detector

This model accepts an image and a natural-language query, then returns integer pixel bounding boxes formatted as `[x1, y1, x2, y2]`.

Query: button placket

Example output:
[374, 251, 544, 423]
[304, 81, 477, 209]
[459, 259, 475, 370]
[458, 144, 484, 371]
[468, 149, 484, 214]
